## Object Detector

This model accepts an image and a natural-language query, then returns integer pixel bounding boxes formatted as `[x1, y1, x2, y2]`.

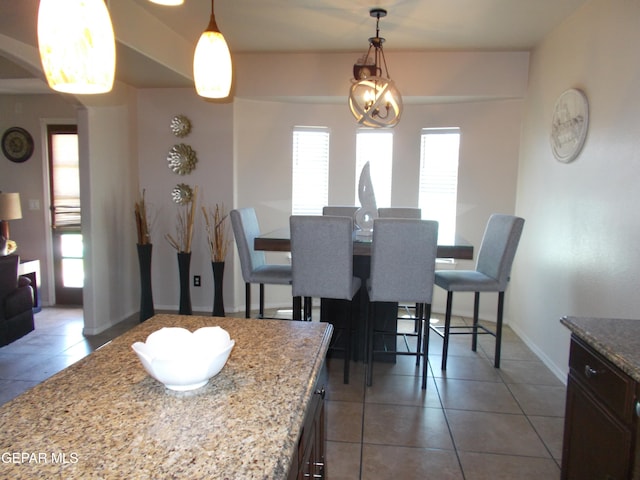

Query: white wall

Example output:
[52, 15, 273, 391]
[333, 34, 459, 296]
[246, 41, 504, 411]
[136, 89, 234, 315]
[0, 94, 77, 306]
[511, 0, 640, 380]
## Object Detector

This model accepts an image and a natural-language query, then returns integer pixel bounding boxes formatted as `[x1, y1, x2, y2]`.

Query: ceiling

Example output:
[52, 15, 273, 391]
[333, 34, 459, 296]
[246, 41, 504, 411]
[0, 0, 589, 95]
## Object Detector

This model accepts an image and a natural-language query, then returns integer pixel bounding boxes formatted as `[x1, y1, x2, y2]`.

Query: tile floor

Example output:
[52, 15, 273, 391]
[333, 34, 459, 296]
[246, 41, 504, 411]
[0, 308, 567, 480]
[323, 314, 567, 480]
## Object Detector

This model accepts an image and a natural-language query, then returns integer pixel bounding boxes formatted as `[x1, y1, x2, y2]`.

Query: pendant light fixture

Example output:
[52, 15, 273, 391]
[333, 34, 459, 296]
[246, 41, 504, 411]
[348, 8, 402, 128]
[193, 0, 233, 99]
[37, 0, 116, 95]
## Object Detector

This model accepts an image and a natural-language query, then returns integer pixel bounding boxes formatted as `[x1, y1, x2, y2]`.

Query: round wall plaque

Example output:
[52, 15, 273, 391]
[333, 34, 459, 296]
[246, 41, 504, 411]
[550, 88, 589, 163]
[2, 127, 34, 163]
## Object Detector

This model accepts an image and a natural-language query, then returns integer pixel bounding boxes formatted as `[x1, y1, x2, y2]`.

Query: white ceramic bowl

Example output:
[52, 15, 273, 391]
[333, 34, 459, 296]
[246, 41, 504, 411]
[132, 326, 235, 391]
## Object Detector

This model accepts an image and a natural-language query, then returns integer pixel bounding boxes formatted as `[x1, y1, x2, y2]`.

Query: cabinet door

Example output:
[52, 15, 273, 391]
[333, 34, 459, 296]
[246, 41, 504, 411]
[562, 374, 633, 480]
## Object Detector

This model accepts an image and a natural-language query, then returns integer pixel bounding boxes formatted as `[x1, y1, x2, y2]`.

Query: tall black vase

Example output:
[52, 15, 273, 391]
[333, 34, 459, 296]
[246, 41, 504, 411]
[177, 252, 192, 315]
[137, 243, 154, 322]
[212, 261, 225, 317]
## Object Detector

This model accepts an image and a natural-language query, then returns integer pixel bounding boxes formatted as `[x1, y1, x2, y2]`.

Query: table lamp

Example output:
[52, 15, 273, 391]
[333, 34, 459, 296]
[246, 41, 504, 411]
[0, 192, 22, 256]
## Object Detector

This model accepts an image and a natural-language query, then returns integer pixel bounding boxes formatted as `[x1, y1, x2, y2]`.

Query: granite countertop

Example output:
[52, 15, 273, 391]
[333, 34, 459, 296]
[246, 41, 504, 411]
[0, 314, 333, 479]
[561, 316, 640, 383]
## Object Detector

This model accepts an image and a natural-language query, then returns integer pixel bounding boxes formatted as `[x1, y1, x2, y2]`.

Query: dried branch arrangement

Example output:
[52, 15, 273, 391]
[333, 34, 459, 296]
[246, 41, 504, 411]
[202, 203, 230, 262]
[166, 186, 198, 253]
[135, 189, 151, 245]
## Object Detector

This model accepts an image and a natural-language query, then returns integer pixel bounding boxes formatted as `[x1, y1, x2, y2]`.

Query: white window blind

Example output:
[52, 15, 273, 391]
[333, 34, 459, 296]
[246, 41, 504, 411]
[292, 126, 330, 216]
[355, 129, 393, 208]
[419, 127, 460, 243]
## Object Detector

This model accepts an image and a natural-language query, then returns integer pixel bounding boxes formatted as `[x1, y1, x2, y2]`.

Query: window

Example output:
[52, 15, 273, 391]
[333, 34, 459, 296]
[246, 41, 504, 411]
[355, 129, 393, 208]
[418, 128, 460, 243]
[291, 127, 330, 216]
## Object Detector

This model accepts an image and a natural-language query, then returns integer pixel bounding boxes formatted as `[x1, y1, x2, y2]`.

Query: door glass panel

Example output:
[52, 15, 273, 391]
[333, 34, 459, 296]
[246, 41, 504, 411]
[60, 233, 84, 288]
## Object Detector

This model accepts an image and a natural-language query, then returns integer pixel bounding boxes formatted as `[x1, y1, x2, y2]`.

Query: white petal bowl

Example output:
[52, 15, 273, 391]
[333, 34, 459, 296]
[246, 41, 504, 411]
[132, 326, 235, 391]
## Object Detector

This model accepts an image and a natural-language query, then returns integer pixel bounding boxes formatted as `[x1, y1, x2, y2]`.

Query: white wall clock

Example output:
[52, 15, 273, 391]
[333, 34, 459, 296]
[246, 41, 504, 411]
[550, 88, 589, 163]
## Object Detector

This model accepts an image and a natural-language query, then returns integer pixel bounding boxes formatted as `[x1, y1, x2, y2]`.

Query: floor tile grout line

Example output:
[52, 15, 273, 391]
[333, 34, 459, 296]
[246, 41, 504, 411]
[429, 357, 468, 480]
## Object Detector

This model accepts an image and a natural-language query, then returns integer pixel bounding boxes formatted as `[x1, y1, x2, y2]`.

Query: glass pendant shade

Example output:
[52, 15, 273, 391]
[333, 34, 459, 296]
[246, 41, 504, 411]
[148, 0, 184, 4]
[37, 0, 116, 95]
[349, 77, 402, 128]
[193, 8, 232, 99]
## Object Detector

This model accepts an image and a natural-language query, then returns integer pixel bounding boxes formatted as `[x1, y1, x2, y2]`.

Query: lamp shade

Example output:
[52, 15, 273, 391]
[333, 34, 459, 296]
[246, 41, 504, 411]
[37, 0, 116, 95]
[0, 193, 22, 221]
[193, 7, 232, 99]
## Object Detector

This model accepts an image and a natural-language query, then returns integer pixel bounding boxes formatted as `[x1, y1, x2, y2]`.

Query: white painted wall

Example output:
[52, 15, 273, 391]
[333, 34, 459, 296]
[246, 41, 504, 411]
[136, 89, 234, 315]
[511, 0, 640, 380]
[0, 94, 76, 306]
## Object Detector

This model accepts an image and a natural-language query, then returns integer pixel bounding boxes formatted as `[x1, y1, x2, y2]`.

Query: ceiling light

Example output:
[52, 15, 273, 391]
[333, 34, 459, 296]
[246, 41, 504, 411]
[37, 0, 116, 95]
[193, 0, 233, 99]
[348, 8, 402, 128]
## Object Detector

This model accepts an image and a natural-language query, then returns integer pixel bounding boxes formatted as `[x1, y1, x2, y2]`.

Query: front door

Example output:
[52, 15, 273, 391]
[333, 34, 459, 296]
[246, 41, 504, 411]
[47, 124, 83, 305]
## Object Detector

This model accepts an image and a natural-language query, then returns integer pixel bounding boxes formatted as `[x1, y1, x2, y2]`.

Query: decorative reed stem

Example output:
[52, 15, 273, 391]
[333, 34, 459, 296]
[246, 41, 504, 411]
[202, 203, 230, 262]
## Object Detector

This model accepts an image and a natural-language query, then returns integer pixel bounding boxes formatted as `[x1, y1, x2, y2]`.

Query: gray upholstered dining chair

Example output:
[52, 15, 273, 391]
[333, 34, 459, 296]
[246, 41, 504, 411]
[230, 208, 292, 319]
[366, 218, 439, 389]
[322, 205, 358, 217]
[431, 214, 524, 370]
[377, 207, 423, 329]
[378, 207, 422, 219]
[290, 215, 362, 384]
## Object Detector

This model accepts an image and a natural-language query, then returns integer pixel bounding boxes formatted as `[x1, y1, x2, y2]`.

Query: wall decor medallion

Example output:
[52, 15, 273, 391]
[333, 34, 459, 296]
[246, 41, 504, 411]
[550, 88, 589, 163]
[167, 143, 198, 175]
[2, 127, 34, 163]
[170, 115, 192, 138]
[171, 183, 194, 205]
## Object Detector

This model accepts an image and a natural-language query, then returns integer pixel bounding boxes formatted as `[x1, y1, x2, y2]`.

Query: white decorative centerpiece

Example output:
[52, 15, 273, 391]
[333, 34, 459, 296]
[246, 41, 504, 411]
[354, 161, 378, 236]
[132, 326, 234, 391]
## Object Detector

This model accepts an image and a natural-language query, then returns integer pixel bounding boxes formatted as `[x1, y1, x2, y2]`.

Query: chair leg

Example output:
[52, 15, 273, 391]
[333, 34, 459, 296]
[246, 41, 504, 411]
[471, 292, 480, 351]
[259, 284, 265, 318]
[293, 296, 302, 320]
[415, 303, 423, 366]
[245, 283, 251, 318]
[366, 302, 375, 387]
[303, 297, 312, 322]
[344, 299, 352, 384]
[422, 303, 431, 390]
[494, 291, 505, 368]
[441, 291, 453, 370]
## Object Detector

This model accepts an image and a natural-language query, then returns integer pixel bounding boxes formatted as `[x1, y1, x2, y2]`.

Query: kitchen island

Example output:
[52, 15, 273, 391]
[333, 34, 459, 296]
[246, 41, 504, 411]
[0, 314, 333, 479]
[560, 316, 640, 479]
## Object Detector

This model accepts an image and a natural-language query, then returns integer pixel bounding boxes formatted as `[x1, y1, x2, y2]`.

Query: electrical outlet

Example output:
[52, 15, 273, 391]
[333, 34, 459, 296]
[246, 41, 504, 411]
[193, 275, 201, 287]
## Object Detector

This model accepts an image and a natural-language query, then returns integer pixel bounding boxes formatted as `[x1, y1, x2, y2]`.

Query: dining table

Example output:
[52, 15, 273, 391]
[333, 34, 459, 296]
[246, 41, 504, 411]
[254, 227, 474, 260]
[254, 227, 474, 361]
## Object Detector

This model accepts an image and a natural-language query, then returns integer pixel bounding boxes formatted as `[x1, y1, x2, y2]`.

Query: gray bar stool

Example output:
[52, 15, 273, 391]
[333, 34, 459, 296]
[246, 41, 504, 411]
[366, 218, 439, 389]
[230, 208, 292, 319]
[290, 215, 362, 384]
[431, 214, 524, 369]
[322, 205, 358, 217]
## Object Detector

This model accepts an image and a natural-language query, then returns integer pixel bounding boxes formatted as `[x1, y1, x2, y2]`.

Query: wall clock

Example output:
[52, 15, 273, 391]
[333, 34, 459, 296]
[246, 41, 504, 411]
[550, 88, 589, 163]
[2, 127, 34, 163]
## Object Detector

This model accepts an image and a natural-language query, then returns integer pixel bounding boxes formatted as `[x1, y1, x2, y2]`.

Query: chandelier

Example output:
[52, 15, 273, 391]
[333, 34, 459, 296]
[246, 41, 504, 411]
[348, 8, 402, 128]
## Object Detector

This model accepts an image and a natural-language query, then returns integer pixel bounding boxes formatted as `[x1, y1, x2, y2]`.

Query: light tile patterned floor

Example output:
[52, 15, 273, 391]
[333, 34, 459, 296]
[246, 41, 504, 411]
[324, 314, 566, 480]
[0, 308, 566, 479]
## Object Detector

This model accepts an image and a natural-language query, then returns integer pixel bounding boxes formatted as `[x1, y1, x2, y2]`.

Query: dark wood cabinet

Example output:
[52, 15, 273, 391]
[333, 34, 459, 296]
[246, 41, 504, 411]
[562, 335, 639, 479]
[288, 368, 326, 480]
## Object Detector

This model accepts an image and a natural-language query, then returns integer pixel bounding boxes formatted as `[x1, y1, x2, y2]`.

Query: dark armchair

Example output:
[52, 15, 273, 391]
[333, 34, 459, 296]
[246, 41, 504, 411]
[0, 256, 35, 347]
